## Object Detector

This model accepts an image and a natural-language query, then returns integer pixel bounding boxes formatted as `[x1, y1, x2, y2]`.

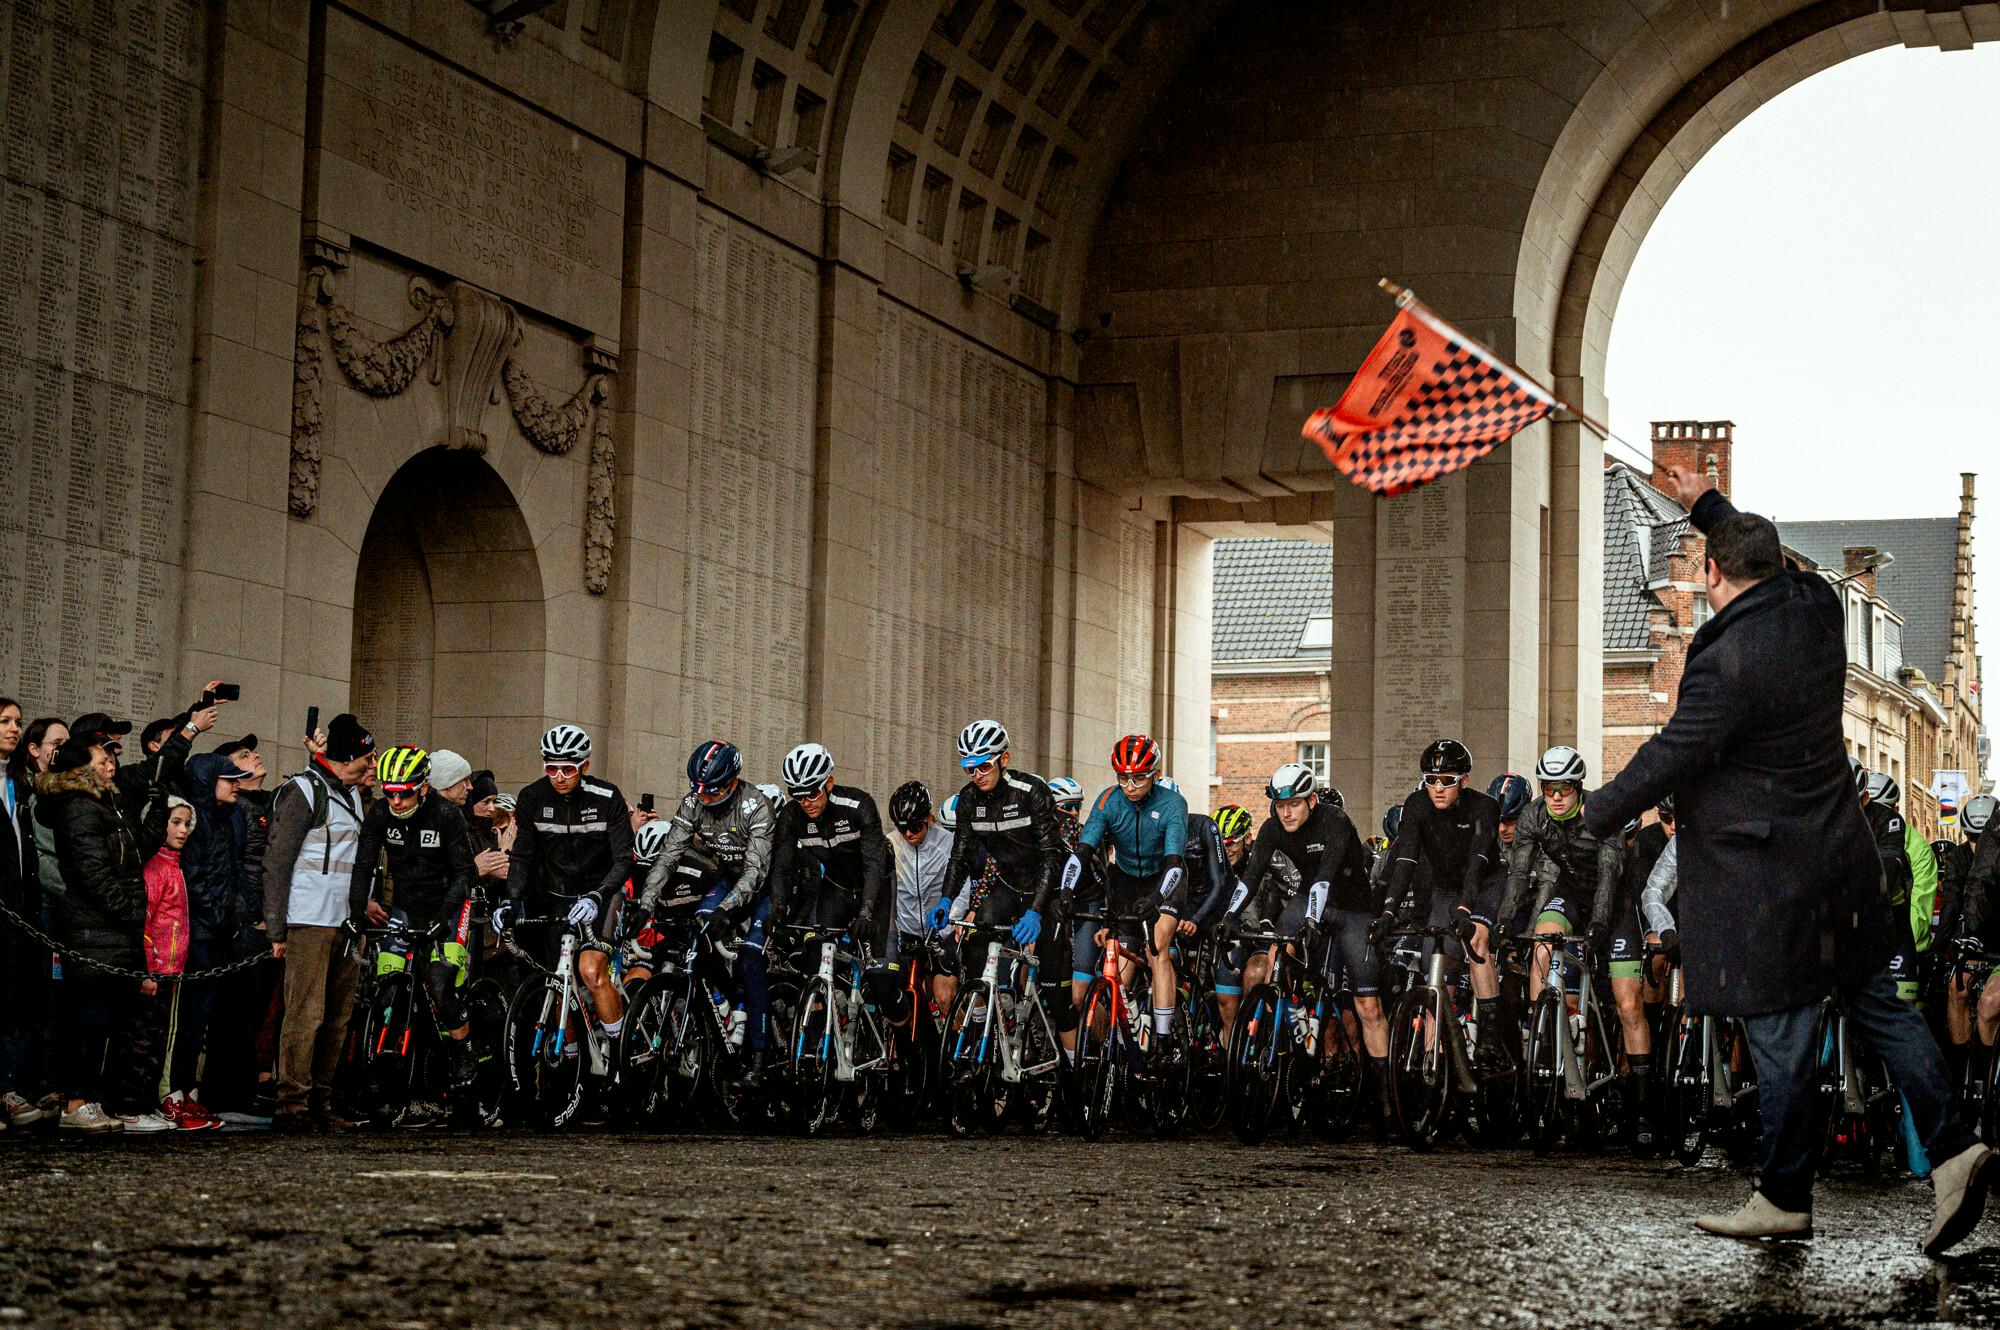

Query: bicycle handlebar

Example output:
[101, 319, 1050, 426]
[1383, 923, 1486, 967]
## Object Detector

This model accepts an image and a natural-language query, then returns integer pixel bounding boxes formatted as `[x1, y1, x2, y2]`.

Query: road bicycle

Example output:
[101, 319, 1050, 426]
[347, 908, 507, 1128]
[502, 917, 628, 1130]
[1815, 991, 1897, 1177]
[1381, 923, 1492, 1151]
[1176, 925, 1235, 1133]
[778, 923, 894, 1136]
[1511, 931, 1621, 1155]
[874, 932, 949, 1129]
[940, 924, 1069, 1137]
[1222, 921, 1333, 1145]
[1071, 909, 1189, 1140]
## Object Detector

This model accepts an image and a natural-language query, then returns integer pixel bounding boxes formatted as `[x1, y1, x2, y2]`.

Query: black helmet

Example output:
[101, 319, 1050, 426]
[1383, 805, 1404, 841]
[1325, 785, 1344, 810]
[1487, 773, 1531, 821]
[1420, 738, 1472, 777]
[889, 780, 931, 832]
[1656, 794, 1675, 821]
[686, 740, 742, 794]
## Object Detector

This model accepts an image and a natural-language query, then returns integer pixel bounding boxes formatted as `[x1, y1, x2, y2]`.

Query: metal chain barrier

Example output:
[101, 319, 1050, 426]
[0, 896, 273, 984]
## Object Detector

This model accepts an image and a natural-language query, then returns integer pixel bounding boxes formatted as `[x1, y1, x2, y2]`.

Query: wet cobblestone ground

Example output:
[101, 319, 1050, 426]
[3, 1131, 1998, 1328]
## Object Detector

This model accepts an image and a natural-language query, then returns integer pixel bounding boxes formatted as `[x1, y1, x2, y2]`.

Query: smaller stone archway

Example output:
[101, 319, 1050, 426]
[351, 447, 547, 786]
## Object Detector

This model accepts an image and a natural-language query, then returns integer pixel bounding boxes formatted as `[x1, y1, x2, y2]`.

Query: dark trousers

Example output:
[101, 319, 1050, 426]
[135, 980, 177, 1106]
[199, 944, 279, 1109]
[0, 932, 52, 1099]
[1741, 965, 1973, 1212]
[56, 967, 148, 1112]
[167, 938, 219, 1091]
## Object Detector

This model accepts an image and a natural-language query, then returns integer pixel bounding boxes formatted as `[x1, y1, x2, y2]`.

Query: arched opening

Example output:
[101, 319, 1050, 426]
[351, 448, 547, 785]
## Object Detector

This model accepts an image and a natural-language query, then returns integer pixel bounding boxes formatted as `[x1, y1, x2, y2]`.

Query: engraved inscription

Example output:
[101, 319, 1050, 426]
[1373, 479, 1466, 812]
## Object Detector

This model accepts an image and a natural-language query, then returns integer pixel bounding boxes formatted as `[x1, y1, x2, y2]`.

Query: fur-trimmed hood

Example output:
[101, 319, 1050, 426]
[34, 763, 108, 803]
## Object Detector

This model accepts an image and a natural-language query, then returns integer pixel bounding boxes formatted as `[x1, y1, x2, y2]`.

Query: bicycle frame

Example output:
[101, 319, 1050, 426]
[1533, 934, 1616, 1103]
[799, 936, 890, 1083]
[957, 934, 1062, 1084]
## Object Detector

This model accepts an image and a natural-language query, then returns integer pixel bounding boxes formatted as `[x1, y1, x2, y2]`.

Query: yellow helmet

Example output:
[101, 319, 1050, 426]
[375, 745, 430, 792]
[1214, 803, 1253, 842]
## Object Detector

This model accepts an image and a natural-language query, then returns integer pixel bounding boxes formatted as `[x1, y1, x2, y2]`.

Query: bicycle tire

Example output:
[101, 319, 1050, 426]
[1573, 999, 1618, 1151]
[1462, 1007, 1519, 1147]
[1307, 1003, 1365, 1142]
[450, 976, 510, 1128]
[942, 983, 1002, 1138]
[1183, 988, 1229, 1133]
[791, 987, 842, 1137]
[1388, 986, 1450, 1151]
[357, 970, 419, 1123]
[1663, 1010, 1707, 1166]
[504, 975, 585, 1130]
[1526, 993, 1565, 1156]
[1224, 985, 1284, 1145]
[1076, 978, 1121, 1141]
[617, 976, 681, 1128]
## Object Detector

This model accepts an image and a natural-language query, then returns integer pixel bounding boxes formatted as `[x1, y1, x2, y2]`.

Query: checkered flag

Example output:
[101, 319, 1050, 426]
[1304, 302, 1555, 496]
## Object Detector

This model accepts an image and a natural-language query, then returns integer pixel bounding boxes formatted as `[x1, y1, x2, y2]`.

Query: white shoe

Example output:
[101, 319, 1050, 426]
[1926, 1144, 1995, 1256]
[58, 1102, 123, 1133]
[119, 1112, 177, 1134]
[1695, 1191, 1813, 1240]
[2, 1091, 44, 1126]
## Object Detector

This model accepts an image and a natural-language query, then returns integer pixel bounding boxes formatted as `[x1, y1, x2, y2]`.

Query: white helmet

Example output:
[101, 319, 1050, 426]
[1156, 776, 1182, 794]
[1266, 762, 1316, 801]
[938, 794, 960, 829]
[1536, 745, 1587, 786]
[782, 742, 834, 796]
[634, 820, 672, 867]
[956, 719, 1009, 769]
[1047, 776, 1084, 809]
[755, 782, 785, 807]
[541, 724, 591, 764]
[1863, 771, 1900, 808]
[1962, 793, 1997, 837]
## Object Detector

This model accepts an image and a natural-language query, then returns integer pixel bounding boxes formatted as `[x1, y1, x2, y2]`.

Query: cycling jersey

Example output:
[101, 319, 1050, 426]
[1384, 787, 1502, 916]
[942, 769, 1064, 920]
[1077, 783, 1188, 877]
[1238, 800, 1371, 922]
[768, 784, 892, 927]
[1964, 831, 1999, 941]
[1936, 837, 1976, 944]
[1179, 813, 1232, 928]
[1495, 796, 1623, 931]
[348, 790, 475, 928]
[892, 821, 953, 938]
[506, 774, 634, 909]
[637, 784, 778, 916]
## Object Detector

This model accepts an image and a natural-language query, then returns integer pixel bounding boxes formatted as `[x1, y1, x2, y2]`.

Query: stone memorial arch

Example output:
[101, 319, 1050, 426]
[2, 0, 1990, 802]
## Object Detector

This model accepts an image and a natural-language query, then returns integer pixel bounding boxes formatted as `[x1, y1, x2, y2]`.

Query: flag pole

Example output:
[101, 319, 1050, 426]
[1376, 278, 1616, 443]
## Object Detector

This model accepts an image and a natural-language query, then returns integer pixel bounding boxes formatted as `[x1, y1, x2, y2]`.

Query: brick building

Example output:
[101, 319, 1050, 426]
[1210, 539, 1334, 816]
[1600, 423, 1984, 839]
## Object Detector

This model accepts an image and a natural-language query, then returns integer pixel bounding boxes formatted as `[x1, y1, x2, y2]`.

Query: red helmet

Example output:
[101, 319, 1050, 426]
[1111, 734, 1161, 776]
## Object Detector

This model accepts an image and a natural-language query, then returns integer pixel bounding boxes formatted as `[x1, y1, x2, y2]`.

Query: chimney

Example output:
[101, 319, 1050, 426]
[1844, 546, 1879, 598]
[1650, 420, 1734, 502]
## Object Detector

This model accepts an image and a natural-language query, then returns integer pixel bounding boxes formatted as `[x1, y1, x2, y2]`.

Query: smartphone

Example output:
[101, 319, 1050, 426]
[212, 682, 241, 702]
[640, 792, 656, 813]
[305, 705, 319, 742]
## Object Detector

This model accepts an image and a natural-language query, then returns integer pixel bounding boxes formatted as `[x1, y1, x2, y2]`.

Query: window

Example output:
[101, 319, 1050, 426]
[1883, 616, 1903, 677]
[1297, 742, 1330, 787]
[1691, 593, 1710, 630]
[1298, 615, 1332, 652]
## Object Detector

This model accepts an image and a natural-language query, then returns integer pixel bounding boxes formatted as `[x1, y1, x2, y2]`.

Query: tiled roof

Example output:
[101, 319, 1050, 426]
[1212, 538, 1333, 663]
[1781, 517, 1960, 682]
[1602, 462, 1691, 652]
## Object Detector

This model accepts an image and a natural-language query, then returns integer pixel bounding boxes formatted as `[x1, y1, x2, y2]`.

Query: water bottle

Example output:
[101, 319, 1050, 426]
[1289, 1003, 1310, 1043]
[727, 1005, 747, 1049]
[710, 988, 731, 1033]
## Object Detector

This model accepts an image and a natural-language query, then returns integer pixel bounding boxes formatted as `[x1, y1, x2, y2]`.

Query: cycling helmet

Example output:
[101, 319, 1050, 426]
[492, 793, 516, 813]
[756, 782, 785, 807]
[957, 719, 1009, 768]
[1267, 762, 1316, 801]
[634, 820, 672, 867]
[1622, 817, 1642, 838]
[1046, 776, 1084, 810]
[1420, 738, 1473, 777]
[1111, 734, 1161, 776]
[1535, 745, 1587, 787]
[781, 742, 834, 797]
[375, 745, 430, 793]
[541, 724, 591, 765]
[1324, 785, 1343, 809]
[686, 740, 742, 794]
[1383, 805, 1403, 841]
[1487, 772, 1532, 821]
[1156, 775, 1181, 794]
[889, 780, 933, 830]
[1963, 793, 1998, 837]
[1863, 771, 1900, 808]
[1656, 794, 1676, 822]
[1850, 757, 1868, 794]
[1214, 804, 1253, 842]
[938, 794, 960, 829]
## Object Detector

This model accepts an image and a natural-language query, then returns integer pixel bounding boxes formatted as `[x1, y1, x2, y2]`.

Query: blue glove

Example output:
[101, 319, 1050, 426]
[1011, 909, 1042, 947]
[566, 897, 599, 928]
[927, 900, 953, 932]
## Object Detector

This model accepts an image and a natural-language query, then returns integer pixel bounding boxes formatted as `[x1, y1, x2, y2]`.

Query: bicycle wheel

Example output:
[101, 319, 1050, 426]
[1307, 1004, 1365, 1142]
[1662, 1010, 1708, 1166]
[450, 977, 510, 1128]
[1525, 993, 1566, 1156]
[942, 983, 1003, 1138]
[1224, 985, 1284, 1145]
[1388, 987, 1450, 1151]
[790, 986, 843, 1137]
[1183, 988, 1229, 1134]
[1573, 1001, 1618, 1151]
[504, 976, 586, 1130]
[1075, 978, 1122, 1141]
[1463, 1008, 1519, 1147]
[617, 976, 681, 1128]
[357, 970, 419, 1124]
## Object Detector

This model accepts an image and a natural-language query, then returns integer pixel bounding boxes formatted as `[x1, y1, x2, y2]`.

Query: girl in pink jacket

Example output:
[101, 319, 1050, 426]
[136, 800, 216, 1129]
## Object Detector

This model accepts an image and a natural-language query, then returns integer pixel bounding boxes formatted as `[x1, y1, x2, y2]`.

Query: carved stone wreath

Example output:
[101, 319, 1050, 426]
[289, 258, 618, 594]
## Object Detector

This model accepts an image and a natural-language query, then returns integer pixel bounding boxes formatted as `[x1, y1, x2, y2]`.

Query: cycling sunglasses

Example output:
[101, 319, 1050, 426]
[1421, 773, 1462, 789]
[1115, 772, 1155, 786]
[544, 763, 581, 778]
[961, 758, 998, 774]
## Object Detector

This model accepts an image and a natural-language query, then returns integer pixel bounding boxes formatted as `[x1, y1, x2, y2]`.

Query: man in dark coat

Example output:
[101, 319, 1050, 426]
[1585, 466, 1990, 1253]
[171, 750, 257, 1111]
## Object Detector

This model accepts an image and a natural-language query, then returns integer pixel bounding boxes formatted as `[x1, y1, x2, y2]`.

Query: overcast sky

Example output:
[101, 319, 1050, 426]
[1605, 42, 1997, 781]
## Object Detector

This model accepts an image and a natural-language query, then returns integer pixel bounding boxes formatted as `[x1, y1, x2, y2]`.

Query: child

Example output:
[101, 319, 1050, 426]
[140, 799, 218, 1130]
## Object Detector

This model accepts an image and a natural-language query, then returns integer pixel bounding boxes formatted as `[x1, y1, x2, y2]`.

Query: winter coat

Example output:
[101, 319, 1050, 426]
[233, 786, 275, 949]
[143, 846, 190, 976]
[33, 764, 165, 970]
[1586, 488, 1889, 1016]
[0, 769, 43, 1007]
[179, 752, 247, 945]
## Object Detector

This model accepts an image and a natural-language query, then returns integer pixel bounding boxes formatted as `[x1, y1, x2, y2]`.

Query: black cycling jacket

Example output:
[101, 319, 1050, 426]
[943, 768, 1065, 918]
[506, 774, 634, 908]
[1496, 796, 1624, 931]
[769, 784, 893, 925]
[1180, 813, 1232, 927]
[1385, 787, 1501, 916]
[1239, 800, 1371, 922]
[349, 791, 475, 927]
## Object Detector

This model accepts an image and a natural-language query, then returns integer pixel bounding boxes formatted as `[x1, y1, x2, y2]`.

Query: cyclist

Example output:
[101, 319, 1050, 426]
[768, 743, 892, 952]
[1860, 770, 1930, 1003]
[1375, 740, 1507, 1065]
[1231, 762, 1377, 1114]
[618, 820, 677, 988]
[496, 724, 634, 1050]
[1048, 776, 1085, 828]
[941, 719, 1064, 972]
[1495, 745, 1640, 1139]
[348, 745, 479, 1098]
[1947, 794, 1999, 1052]
[636, 741, 779, 1085]
[1061, 735, 1190, 1057]
[888, 781, 956, 1014]
[1208, 803, 1255, 1030]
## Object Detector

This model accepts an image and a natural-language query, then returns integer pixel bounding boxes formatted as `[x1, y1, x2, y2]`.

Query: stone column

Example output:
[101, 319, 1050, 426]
[1545, 415, 1604, 771]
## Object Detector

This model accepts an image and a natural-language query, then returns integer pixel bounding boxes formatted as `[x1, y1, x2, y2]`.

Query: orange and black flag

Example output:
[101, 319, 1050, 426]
[1303, 301, 1555, 497]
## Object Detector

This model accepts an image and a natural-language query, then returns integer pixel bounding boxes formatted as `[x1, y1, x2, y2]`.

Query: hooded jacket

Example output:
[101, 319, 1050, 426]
[34, 763, 164, 969]
[179, 751, 247, 945]
[143, 844, 190, 975]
